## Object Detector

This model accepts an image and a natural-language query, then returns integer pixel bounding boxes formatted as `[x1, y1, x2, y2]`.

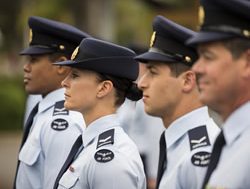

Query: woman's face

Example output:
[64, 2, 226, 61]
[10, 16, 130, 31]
[62, 68, 101, 114]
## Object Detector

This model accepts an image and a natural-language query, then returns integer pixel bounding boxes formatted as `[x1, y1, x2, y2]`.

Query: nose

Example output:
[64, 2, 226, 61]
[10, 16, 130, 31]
[192, 58, 203, 74]
[138, 73, 147, 91]
[61, 74, 70, 88]
[23, 62, 31, 73]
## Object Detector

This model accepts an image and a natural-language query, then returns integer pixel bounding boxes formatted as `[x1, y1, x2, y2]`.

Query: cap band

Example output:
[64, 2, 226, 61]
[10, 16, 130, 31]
[202, 25, 250, 38]
[149, 47, 193, 64]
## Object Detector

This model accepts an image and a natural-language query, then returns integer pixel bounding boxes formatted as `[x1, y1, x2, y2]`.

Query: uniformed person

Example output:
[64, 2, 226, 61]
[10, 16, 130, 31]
[117, 99, 165, 189]
[14, 16, 90, 189]
[53, 38, 146, 189]
[135, 15, 220, 189]
[117, 45, 165, 189]
[188, 0, 250, 188]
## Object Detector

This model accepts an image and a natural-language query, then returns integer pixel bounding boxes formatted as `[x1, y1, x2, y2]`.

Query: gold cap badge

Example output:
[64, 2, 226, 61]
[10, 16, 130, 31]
[150, 31, 156, 48]
[29, 29, 33, 43]
[71, 46, 79, 60]
[198, 6, 205, 26]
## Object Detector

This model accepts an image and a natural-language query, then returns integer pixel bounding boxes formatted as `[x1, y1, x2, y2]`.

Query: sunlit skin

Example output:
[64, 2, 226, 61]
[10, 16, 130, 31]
[23, 55, 68, 97]
[138, 61, 202, 128]
[192, 42, 250, 121]
[61, 68, 117, 126]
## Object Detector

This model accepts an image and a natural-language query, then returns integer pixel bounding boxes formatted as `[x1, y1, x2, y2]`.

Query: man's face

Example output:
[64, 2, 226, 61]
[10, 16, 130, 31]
[23, 54, 59, 96]
[192, 42, 244, 115]
[138, 62, 183, 119]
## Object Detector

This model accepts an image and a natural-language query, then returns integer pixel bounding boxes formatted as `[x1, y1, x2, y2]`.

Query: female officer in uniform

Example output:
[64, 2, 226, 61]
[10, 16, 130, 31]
[53, 37, 146, 189]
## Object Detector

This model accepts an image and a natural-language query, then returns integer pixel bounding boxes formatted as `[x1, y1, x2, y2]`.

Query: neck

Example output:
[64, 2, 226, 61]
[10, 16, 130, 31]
[220, 98, 250, 121]
[216, 86, 250, 121]
[82, 104, 117, 126]
[162, 95, 203, 128]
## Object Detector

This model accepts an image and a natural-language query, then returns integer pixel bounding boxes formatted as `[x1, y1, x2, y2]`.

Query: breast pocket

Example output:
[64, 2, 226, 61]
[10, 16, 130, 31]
[19, 142, 41, 166]
[58, 171, 79, 189]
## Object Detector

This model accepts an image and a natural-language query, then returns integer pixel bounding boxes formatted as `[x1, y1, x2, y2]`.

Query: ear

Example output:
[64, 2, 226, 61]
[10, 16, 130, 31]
[96, 80, 114, 98]
[181, 70, 196, 93]
[55, 56, 70, 75]
[241, 49, 250, 79]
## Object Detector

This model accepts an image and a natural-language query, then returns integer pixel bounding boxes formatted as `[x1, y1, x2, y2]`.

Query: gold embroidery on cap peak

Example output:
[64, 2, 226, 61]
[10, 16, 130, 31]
[150, 31, 156, 48]
[71, 46, 79, 60]
[198, 6, 205, 26]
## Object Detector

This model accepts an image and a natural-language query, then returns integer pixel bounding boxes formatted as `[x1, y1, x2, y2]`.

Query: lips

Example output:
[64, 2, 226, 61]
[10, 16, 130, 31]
[64, 93, 70, 99]
[142, 94, 149, 102]
[23, 77, 31, 84]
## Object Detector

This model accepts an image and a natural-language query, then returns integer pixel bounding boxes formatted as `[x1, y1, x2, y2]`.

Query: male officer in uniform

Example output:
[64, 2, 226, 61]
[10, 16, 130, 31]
[14, 16, 90, 189]
[188, 0, 250, 188]
[135, 15, 220, 189]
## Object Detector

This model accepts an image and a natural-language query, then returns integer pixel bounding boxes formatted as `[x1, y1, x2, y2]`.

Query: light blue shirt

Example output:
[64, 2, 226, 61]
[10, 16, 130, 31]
[158, 106, 220, 189]
[57, 114, 146, 189]
[207, 101, 250, 189]
[16, 88, 84, 189]
[117, 99, 165, 179]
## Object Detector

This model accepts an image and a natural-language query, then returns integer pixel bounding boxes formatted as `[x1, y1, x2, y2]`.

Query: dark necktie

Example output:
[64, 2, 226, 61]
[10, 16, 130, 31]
[53, 135, 83, 189]
[13, 102, 39, 189]
[20, 103, 39, 148]
[201, 131, 226, 189]
[156, 131, 167, 189]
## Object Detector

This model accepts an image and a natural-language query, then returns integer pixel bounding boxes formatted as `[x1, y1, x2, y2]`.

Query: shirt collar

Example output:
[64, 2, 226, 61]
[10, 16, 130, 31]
[38, 88, 65, 113]
[223, 101, 250, 145]
[165, 106, 210, 147]
[82, 114, 119, 147]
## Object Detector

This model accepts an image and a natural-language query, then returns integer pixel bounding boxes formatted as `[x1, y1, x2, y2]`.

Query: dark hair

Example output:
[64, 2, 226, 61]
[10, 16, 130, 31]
[48, 52, 71, 62]
[167, 62, 191, 77]
[222, 38, 250, 59]
[96, 73, 142, 107]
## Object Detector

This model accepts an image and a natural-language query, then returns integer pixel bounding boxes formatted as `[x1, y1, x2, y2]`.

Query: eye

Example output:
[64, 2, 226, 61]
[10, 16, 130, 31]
[29, 57, 38, 63]
[70, 71, 79, 79]
[199, 50, 215, 62]
[147, 65, 158, 75]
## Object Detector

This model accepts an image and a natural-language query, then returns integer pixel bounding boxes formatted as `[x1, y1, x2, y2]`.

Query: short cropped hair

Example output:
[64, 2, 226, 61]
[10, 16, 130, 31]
[222, 38, 250, 59]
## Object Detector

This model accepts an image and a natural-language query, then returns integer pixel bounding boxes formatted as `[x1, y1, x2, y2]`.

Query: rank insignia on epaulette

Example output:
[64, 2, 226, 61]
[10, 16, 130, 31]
[191, 151, 211, 167]
[188, 126, 211, 150]
[53, 100, 69, 116]
[97, 129, 114, 149]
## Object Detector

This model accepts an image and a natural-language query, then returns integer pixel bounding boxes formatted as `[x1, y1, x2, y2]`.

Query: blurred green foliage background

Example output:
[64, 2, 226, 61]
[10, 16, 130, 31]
[0, 75, 26, 130]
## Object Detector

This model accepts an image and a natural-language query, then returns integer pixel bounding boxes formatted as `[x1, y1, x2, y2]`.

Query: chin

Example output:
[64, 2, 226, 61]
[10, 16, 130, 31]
[199, 93, 216, 107]
[64, 102, 73, 110]
[144, 107, 158, 117]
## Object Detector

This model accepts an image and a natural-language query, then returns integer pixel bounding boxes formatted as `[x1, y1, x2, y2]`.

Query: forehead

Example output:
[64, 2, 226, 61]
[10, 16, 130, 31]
[71, 68, 100, 79]
[197, 41, 226, 53]
[146, 61, 171, 68]
[29, 54, 49, 58]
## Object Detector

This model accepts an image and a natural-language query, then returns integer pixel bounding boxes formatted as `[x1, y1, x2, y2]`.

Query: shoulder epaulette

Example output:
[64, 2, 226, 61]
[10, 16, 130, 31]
[188, 125, 211, 151]
[96, 129, 114, 149]
[53, 100, 69, 116]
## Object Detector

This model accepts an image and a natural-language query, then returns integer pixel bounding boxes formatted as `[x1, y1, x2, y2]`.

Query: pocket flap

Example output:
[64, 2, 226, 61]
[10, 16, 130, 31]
[59, 170, 79, 188]
[19, 143, 41, 166]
